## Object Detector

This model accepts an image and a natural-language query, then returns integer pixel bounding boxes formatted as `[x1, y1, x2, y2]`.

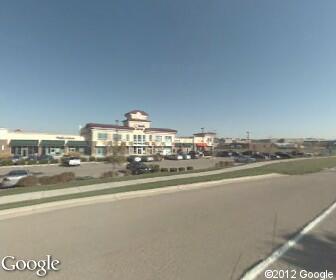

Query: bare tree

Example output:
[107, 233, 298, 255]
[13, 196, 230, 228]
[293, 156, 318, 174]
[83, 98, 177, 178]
[106, 142, 127, 169]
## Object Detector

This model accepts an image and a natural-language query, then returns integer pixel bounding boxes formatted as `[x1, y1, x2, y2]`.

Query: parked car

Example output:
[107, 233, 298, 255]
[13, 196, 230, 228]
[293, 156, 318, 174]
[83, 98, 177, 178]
[62, 156, 81, 166]
[37, 155, 54, 161]
[188, 151, 199, 159]
[126, 162, 152, 175]
[251, 152, 268, 160]
[230, 151, 242, 157]
[234, 156, 257, 163]
[275, 152, 292, 159]
[242, 150, 254, 156]
[291, 151, 305, 157]
[262, 153, 281, 160]
[0, 170, 31, 188]
[216, 151, 232, 157]
[141, 155, 154, 162]
[127, 155, 142, 163]
[11, 155, 22, 164]
[172, 154, 183, 160]
[203, 151, 213, 156]
[180, 153, 191, 160]
[188, 151, 203, 159]
[165, 154, 183, 160]
[27, 155, 39, 161]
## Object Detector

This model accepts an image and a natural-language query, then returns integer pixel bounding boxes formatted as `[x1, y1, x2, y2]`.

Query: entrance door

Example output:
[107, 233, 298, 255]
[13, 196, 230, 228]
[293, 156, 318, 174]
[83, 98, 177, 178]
[22, 147, 28, 157]
[137, 147, 143, 155]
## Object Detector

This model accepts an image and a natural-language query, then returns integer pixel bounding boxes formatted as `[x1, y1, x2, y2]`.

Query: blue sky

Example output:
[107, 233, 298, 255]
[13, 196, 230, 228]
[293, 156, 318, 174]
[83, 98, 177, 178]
[1, 0, 336, 138]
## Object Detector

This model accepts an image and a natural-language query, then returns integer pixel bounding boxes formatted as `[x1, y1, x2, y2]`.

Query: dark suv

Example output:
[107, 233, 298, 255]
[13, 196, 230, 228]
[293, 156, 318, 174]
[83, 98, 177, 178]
[126, 162, 152, 175]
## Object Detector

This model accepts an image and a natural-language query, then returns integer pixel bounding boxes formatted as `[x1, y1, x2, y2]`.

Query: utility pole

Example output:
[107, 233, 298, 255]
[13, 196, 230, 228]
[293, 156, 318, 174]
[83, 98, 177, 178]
[115, 120, 119, 145]
[246, 131, 251, 140]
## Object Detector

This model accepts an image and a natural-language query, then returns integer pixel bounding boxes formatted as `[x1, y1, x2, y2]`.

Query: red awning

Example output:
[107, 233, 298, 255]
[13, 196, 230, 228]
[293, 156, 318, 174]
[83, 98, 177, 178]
[196, 143, 208, 147]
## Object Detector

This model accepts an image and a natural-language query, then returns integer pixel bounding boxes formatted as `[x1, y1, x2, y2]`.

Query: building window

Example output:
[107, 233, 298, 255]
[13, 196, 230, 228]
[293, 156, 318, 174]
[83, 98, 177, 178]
[126, 134, 130, 141]
[155, 135, 162, 142]
[149, 135, 152, 141]
[96, 147, 106, 156]
[98, 133, 108, 140]
[113, 134, 121, 141]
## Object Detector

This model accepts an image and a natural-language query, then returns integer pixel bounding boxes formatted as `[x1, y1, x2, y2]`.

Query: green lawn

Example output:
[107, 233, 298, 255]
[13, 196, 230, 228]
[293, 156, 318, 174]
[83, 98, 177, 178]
[0, 166, 224, 196]
[1, 157, 336, 211]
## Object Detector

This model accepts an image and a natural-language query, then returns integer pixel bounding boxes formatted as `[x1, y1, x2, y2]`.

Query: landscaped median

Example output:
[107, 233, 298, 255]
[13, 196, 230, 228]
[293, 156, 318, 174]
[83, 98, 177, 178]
[0, 157, 336, 211]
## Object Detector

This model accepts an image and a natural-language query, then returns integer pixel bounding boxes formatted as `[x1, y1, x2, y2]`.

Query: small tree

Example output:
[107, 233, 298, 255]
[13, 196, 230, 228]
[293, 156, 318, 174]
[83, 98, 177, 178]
[106, 143, 127, 169]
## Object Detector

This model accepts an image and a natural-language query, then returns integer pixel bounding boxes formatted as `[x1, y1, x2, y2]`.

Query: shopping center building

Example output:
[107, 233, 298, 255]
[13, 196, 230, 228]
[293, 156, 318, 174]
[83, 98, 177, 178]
[0, 110, 216, 158]
[174, 132, 216, 154]
[0, 128, 88, 157]
[80, 110, 177, 157]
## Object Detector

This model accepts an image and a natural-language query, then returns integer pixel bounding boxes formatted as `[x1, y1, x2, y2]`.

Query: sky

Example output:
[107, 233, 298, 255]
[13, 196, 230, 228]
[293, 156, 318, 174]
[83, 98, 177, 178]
[1, 0, 336, 139]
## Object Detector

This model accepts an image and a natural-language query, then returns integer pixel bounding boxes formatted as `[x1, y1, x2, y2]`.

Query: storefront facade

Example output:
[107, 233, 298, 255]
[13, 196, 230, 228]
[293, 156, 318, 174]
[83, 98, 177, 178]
[80, 110, 177, 157]
[0, 128, 87, 157]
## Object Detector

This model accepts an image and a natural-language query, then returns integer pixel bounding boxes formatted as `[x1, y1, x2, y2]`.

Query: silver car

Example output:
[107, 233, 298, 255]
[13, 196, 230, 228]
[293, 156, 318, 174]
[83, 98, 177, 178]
[1, 170, 31, 188]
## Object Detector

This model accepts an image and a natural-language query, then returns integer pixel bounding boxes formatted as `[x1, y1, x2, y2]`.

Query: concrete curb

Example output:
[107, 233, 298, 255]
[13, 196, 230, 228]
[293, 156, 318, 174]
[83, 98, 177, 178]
[0, 173, 284, 220]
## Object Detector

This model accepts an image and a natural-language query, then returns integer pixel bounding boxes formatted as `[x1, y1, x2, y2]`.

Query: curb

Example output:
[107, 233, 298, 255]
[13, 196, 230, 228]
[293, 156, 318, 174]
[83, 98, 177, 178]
[0, 173, 284, 220]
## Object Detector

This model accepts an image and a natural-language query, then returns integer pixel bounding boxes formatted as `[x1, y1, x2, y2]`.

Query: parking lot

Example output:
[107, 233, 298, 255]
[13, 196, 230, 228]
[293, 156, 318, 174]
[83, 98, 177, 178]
[0, 157, 228, 179]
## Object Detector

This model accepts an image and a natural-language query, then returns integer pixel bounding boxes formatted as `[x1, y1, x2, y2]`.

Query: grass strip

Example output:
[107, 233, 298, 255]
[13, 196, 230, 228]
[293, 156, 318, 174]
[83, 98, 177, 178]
[1, 157, 336, 210]
[2, 157, 336, 210]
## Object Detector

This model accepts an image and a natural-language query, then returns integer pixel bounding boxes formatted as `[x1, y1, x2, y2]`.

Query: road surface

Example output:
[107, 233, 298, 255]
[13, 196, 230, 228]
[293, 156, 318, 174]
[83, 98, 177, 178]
[0, 171, 335, 279]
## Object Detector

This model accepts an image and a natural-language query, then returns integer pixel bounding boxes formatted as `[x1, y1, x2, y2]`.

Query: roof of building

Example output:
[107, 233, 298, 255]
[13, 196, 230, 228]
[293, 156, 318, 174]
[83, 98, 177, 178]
[145, 128, 177, 133]
[124, 110, 149, 117]
[85, 123, 135, 130]
[193, 132, 216, 136]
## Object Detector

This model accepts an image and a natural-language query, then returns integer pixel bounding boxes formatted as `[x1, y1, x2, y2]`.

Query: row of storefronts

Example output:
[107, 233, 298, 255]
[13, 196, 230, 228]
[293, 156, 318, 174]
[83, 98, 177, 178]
[0, 110, 216, 158]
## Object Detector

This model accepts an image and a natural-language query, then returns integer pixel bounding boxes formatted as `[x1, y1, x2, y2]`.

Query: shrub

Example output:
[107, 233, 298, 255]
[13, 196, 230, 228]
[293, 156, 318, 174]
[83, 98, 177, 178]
[148, 164, 160, 172]
[38, 159, 48, 164]
[0, 159, 13, 166]
[187, 166, 194, 171]
[105, 155, 126, 166]
[27, 160, 37, 165]
[153, 154, 163, 161]
[96, 157, 106, 162]
[39, 172, 75, 185]
[17, 176, 38, 187]
[38, 176, 59, 185]
[169, 167, 178, 172]
[100, 170, 118, 178]
[178, 167, 186, 172]
[89, 156, 96, 161]
[160, 168, 169, 172]
[216, 161, 233, 168]
[80, 157, 88, 162]
[56, 172, 76, 182]
[50, 159, 59, 164]
[119, 169, 132, 176]
[16, 160, 26, 165]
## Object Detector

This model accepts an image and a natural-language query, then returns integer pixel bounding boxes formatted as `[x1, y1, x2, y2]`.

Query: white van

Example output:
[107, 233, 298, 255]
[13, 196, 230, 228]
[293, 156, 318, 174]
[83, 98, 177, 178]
[63, 157, 81, 166]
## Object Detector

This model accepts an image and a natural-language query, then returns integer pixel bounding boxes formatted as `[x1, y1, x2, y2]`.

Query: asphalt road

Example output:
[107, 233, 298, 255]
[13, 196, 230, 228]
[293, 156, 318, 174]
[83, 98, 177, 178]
[0, 171, 336, 280]
[0, 158, 224, 178]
